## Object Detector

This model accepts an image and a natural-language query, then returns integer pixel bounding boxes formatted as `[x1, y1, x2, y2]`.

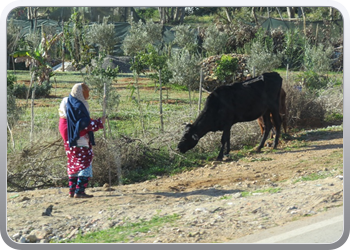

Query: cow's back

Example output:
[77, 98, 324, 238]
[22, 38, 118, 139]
[199, 72, 282, 130]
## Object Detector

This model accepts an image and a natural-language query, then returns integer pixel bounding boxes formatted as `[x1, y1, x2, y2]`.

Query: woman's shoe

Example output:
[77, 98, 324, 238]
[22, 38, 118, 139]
[74, 193, 94, 198]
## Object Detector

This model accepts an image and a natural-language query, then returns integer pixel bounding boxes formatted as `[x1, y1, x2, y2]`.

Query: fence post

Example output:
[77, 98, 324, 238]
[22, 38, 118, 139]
[159, 69, 164, 132]
[286, 64, 289, 83]
[198, 68, 203, 114]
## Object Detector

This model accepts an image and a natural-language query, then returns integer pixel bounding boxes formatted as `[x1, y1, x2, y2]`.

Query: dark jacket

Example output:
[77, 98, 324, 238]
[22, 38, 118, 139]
[66, 95, 95, 147]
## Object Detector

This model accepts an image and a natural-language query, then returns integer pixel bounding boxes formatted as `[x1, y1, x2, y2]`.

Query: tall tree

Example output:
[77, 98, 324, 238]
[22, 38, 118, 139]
[158, 7, 185, 24]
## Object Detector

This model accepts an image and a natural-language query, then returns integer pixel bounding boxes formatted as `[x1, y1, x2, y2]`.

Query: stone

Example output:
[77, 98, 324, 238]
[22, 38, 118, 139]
[19, 236, 27, 243]
[26, 234, 37, 243]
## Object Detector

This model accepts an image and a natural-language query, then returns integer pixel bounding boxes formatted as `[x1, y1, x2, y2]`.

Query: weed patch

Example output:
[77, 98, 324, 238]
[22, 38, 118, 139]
[60, 213, 180, 243]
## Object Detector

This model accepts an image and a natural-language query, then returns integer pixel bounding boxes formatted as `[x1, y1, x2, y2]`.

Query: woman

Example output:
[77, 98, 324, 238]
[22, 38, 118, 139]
[58, 83, 105, 198]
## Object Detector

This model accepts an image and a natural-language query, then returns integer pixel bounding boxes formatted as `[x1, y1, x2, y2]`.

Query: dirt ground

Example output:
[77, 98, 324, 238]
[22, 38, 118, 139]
[6, 129, 343, 243]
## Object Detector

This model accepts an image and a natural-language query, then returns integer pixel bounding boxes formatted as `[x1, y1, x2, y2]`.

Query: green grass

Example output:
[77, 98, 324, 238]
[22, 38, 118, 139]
[59, 213, 180, 243]
[293, 171, 332, 184]
[241, 187, 282, 197]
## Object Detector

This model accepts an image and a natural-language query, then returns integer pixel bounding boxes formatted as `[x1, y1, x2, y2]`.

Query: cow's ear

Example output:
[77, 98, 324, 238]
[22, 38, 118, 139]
[192, 134, 199, 141]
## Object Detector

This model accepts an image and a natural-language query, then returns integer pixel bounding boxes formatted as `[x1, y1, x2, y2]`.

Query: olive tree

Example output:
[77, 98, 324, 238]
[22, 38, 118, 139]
[122, 19, 162, 56]
[202, 24, 228, 56]
[87, 16, 118, 55]
[168, 49, 201, 110]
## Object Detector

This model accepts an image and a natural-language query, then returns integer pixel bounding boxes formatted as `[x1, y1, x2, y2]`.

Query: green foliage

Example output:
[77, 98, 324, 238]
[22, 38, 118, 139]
[61, 213, 180, 243]
[241, 187, 282, 197]
[167, 49, 201, 89]
[122, 20, 162, 56]
[135, 8, 158, 20]
[202, 24, 228, 55]
[12, 82, 52, 99]
[282, 28, 307, 69]
[7, 73, 16, 89]
[142, 44, 173, 84]
[295, 70, 328, 90]
[245, 28, 283, 74]
[87, 54, 120, 114]
[87, 16, 118, 55]
[214, 55, 238, 81]
[171, 25, 198, 53]
[303, 43, 333, 73]
[247, 41, 282, 75]
[63, 11, 92, 70]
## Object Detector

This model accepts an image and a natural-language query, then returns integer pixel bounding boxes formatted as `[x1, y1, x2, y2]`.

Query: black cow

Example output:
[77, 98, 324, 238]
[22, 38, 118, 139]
[177, 72, 283, 160]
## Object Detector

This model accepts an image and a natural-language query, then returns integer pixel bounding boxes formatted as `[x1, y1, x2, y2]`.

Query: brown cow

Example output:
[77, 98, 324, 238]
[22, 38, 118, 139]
[257, 87, 287, 138]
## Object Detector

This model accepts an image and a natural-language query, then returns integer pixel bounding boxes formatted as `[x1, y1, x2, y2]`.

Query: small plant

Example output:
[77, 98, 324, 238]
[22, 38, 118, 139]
[241, 187, 282, 197]
[214, 55, 238, 81]
[293, 172, 332, 184]
[60, 213, 180, 243]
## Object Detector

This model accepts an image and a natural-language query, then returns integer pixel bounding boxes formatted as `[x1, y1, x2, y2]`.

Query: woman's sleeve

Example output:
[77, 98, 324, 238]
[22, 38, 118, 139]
[83, 118, 104, 132]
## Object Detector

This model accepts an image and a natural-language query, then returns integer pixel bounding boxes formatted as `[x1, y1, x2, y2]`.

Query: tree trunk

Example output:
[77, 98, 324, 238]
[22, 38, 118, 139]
[174, 7, 180, 23]
[30, 85, 36, 144]
[7, 121, 15, 150]
[179, 8, 185, 24]
[198, 69, 203, 115]
[329, 7, 334, 21]
[252, 7, 259, 26]
[158, 7, 166, 24]
[224, 7, 232, 23]
[300, 7, 306, 35]
[287, 7, 295, 20]
[159, 69, 164, 133]
[102, 81, 107, 139]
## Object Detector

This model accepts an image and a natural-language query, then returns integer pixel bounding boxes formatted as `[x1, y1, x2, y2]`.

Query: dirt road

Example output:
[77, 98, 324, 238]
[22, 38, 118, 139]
[6, 128, 343, 243]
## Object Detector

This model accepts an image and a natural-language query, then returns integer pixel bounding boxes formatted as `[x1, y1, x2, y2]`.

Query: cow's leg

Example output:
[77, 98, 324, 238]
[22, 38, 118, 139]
[271, 109, 282, 149]
[217, 127, 230, 160]
[257, 112, 272, 151]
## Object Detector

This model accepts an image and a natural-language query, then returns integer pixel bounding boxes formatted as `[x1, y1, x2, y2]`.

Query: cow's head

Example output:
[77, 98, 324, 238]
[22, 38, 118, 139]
[177, 124, 199, 153]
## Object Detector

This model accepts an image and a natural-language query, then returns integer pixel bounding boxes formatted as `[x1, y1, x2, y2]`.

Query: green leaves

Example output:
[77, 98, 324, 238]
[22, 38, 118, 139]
[214, 55, 238, 81]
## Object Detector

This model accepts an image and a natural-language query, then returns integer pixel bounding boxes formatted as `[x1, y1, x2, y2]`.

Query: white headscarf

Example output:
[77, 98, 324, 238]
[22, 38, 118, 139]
[70, 83, 90, 114]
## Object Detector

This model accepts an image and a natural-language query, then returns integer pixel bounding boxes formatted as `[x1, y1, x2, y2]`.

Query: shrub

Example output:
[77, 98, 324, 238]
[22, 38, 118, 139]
[202, 24, 228, 56]
[226, 21, 258, 52]
[282, 28, 306, 69]
[214, 54, 238, 81]
[295, 70, 328, 90]
[171, 24, 198, 52]
[303, 43, 333, 73]
[168, 49, 201, 90]
[12, 82, 52, 99]
[247, 40, 282, 75]
[7, 73, 16, 89]
[284, 82, 326, 128]
[122, 19, 162, 56]
[87, 16, 118, 55]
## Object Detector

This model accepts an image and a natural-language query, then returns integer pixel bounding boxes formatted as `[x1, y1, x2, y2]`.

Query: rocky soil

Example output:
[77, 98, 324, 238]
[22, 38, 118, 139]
[6, 129, 343, 244]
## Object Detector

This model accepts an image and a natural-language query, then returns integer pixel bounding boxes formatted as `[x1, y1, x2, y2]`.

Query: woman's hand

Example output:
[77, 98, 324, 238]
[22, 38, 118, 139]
[101, 116, 106, 124]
